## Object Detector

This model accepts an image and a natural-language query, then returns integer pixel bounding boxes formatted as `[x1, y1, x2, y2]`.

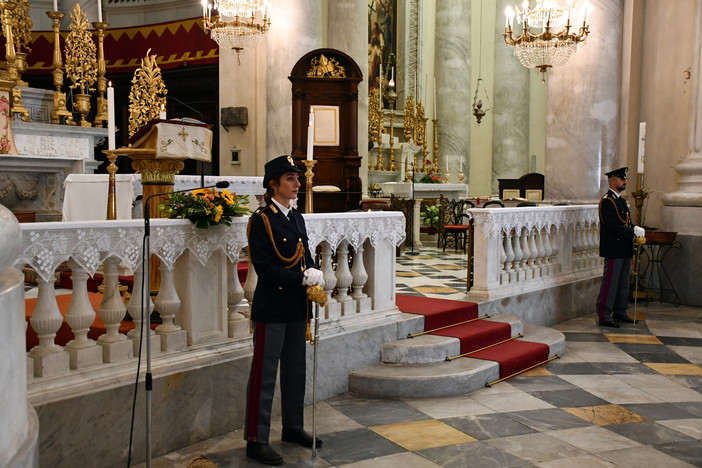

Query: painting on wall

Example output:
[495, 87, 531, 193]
[368, 0, 397, 93]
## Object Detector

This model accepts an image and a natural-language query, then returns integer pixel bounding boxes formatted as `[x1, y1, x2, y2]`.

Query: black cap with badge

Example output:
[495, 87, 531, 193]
[262, 155, 305, 188]
[605, 167, 628, 179]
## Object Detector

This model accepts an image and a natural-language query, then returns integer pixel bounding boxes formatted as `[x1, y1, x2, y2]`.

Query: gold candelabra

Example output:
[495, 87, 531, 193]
[414, 102, 428, 171]
[631, 173, 649, 227]
[47, 10, 74, 124]
[303, 160, 317, 213]
[368, 87, 382, 170]
[128, 48, 168, 137]
[65, 3, 97, 127]
[11, 0, 31, 88]
[403, 95, 418, 173]
[432, 119, 439, 173]
[385, 81, 398, 172]
[93, 21, 109, 128]
[0, 0, 30, 121]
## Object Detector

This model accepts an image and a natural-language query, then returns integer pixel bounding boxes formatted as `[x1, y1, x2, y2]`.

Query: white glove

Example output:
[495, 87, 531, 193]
[634, 226, 645, 237]
[303, 268, 325, 288]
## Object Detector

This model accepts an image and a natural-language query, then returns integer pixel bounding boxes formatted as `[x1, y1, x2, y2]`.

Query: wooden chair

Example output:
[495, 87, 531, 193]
[440, 199, 474, 252]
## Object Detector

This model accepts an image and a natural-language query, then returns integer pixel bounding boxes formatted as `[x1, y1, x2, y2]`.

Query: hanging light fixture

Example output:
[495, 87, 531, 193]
[504, 0, 591, 78]
[202, 0, 271, 59]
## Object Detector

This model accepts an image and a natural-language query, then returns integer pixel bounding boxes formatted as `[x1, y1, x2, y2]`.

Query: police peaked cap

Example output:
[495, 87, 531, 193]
[605, 167, 628, 179]
[263, 155, 304, 188]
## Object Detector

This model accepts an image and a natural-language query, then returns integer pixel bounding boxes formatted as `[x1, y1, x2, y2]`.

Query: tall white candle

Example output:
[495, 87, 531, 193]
[379, 63, 383, 110]
[107, 82, 115, 150]
[637, 122, 646, 173]
[306, 111, 314, 161]
[159, 103, 166, 120]
[97, 0, 102, 22]
[433, 77, 437, 119]
[445, 157, 448, 173]
[53, 0, 58, 11]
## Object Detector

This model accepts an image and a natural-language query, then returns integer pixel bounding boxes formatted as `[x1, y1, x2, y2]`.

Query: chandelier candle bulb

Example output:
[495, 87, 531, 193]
[638, 122, 646, 174]
[107, 83, 115, 150]
[307, 111, 314, 161]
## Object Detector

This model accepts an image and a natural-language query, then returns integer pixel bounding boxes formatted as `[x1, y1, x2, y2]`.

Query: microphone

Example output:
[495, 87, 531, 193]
[143, 181, 230, 236]
[166, 96, 206, 123]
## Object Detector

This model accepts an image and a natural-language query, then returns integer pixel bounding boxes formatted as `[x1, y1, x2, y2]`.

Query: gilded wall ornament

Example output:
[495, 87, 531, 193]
[65, 3, 97, 94]
[307, 54, 346, 78]
[128, 48, 168, 137]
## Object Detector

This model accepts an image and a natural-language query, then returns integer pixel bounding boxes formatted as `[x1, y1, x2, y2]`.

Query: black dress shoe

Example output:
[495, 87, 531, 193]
[614, 315, 636, 324]
[599, 320, 621, 328]
[246, 441, 283, 466]
[282, 427, 323, 448]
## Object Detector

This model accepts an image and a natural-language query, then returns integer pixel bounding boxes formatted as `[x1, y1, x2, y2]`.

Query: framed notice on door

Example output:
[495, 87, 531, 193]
[310, 105, 339, 146]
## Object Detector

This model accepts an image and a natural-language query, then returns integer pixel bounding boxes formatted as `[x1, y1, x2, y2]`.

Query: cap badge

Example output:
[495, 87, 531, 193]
[287, 156, 294, 166]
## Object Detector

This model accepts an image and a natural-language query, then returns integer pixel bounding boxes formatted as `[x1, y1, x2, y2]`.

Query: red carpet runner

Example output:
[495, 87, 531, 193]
[396, 295, 550, 379]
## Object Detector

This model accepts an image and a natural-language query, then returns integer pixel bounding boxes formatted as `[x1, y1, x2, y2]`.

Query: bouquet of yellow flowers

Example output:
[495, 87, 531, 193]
[159, 187, 250, 229]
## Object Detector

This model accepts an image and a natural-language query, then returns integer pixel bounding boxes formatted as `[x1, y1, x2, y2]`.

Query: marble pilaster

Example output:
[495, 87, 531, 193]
[435, 0, 471, 176]
[266, 0, 322, 157]
[545, 0, 623, 202]
[327, 0, 368, 191]
[492, 0, 530, 193]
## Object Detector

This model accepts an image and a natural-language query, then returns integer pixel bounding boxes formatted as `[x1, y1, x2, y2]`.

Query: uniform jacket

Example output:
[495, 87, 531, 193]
[598, 189, 634, 258]
[247, 201, 316, 323]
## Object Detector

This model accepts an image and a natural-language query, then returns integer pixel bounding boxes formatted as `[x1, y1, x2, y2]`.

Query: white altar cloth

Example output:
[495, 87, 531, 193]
[62, 174, 135, 221]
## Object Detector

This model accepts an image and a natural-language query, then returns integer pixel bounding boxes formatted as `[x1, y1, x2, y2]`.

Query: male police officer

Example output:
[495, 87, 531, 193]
[595, 167, 645, 328]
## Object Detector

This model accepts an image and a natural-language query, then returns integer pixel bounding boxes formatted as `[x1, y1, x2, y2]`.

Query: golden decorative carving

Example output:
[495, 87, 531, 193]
[131, 157, 185, 185]
[307, 54, 346, 78]
[47, 10, 74, 125]
[403, 95, 415, 142]
[65, 4, 97, 95]
[128, 48, 167, 137]
[92, 21, 109, 128]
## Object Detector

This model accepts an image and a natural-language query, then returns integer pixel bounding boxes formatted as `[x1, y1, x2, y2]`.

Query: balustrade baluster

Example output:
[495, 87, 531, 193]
[97, 257, 132, 362]
[350, 241, 371, 313]
[503, 231, 515, 284]
[511, 228, 523, 277]
[227, 257, 248, 338]
[154, 265, 187, 350]
[527, 228, 538, 278]
[541, 227, 552, 275]
[535, 227, 546, 268]
[321, 241, 340, 320]
[126, 264, 158, 358]
[243, 251, 257, 332]
[550, 226, 560, 273]
[28, 276, 70, 376]
[334, 240, 355, 315]
[65, 260, 102, 369]
[519, 228, 530, 278]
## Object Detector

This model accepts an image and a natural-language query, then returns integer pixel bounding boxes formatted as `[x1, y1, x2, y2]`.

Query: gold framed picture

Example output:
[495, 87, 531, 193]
[310, 105, 339, 146]
[502, 189, 520, 199]
[525, 189, 543, 201]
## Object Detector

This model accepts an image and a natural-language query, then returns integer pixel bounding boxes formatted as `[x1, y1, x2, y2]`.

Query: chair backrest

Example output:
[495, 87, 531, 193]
[482, 200, 504, 208]
[516, 201, 537, 207]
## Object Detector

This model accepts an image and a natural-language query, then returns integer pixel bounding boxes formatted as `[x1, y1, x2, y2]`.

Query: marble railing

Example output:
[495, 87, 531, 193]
[468, 205, 602, 299]
[16, 212, 406, 382]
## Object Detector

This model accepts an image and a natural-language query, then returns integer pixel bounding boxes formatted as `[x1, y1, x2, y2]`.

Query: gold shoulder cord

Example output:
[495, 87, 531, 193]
[260, 212, 306, 269]
[605, 197, 631, 225]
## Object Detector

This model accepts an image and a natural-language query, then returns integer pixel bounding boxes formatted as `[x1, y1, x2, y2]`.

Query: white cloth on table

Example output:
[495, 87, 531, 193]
[62, 174, 135, 221]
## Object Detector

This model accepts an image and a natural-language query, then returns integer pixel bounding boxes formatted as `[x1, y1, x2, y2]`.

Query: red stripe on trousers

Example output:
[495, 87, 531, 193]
[246, 322, 266, 441]
[597, 258, 615, 322]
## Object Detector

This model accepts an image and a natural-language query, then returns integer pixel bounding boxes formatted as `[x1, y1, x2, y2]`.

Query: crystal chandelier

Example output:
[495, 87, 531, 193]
[504, 0, 591, 77]
[202, 0, 271, 57]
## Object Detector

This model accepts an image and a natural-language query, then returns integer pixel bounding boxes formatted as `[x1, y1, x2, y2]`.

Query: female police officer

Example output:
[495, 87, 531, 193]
[244, 155, 324, 465]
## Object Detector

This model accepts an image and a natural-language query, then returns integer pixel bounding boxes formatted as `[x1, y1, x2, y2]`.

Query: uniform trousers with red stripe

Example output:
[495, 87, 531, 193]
[596, 257, 631, 323]
[245, 320, 306, 443]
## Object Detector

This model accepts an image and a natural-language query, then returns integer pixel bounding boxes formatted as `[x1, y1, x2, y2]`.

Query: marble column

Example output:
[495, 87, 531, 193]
[662, 0, 702, 306]
[435, 0, 471, 175]
[545, 0, 623, 202]
[492, 0, 530, 193]
[0, 204, 39, 467]
[327, 0, 368, 191]
[266, 0, 322, 157]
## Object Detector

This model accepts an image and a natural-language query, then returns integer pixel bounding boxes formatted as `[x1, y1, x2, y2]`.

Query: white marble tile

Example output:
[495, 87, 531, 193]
[485, 433, 587, 462]
[668, 345, 702, 364]
[545, 426, 641, 452]
[613, 374, 682, 388]
[597, 445, 697, 468]
[564, 342, 639, 363]
[584, 386, 664, 404]
[646, 320, 702, 339]
[402, 395, 496, 419]
[340, 451, 444, 468]
[657, 419, 702, 439]
[559, 374, 633, 388]
[472, 391, 556, 413]
[535, 454, 617, 467]
[639, 386, 702, 403]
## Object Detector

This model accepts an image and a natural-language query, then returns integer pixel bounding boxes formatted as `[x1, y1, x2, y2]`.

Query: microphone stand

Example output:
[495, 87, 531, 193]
[137, 181, 229, 468]
[406, 162, 420, 256]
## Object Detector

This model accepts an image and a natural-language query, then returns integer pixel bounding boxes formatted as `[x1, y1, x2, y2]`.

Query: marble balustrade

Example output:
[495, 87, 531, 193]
[16, 212, 406, 386]
[468, 205, 602, 300]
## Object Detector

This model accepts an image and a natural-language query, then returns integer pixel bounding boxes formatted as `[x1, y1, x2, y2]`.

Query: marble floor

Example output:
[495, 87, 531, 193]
[136, 247, 702, 468]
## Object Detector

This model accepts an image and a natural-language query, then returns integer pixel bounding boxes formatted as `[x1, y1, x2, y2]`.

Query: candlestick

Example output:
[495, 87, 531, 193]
[379, 62, 383, 111]
[107, 82, 115, 149]
[637, 122, 646, 174]
[433, 77, 437, 119]
[97, 0, 102, 22]
[303, 160, 317, 213]
[306, 111, 314, 161]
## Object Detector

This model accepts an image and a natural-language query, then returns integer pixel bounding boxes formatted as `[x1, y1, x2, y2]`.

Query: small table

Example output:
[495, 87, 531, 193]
[641, 241, 682, 306]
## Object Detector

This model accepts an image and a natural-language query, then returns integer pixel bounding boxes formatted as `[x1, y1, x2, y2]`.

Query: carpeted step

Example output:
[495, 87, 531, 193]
[381, 314, 522, 364]
[396, 294, 479, 329]
[348, 357, 499, 398]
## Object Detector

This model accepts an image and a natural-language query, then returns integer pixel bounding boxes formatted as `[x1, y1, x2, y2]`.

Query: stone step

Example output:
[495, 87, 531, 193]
[349, 321, 564, 398]
[381, 314, 523, 364]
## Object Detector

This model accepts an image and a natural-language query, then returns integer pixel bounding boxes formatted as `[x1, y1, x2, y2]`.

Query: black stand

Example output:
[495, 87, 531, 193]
[406, 162, 420, 256]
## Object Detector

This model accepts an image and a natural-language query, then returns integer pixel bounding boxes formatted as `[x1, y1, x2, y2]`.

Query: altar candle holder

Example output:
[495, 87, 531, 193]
[374, 109, 385, 171]
[458, 169, 465, 183]
[444, 170, 451, 183]
[93, 21, 109, 128]
[303, 160, 317, 214]
[432, 118, 439, 173]
[47, 10, 74, 125]
[631, 173, 649, 227]
[1, 0, 30, 122]
[105, 150, 118, 220]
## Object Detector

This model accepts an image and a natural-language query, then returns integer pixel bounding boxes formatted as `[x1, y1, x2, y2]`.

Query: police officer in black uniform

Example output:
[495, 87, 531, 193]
[596, 167, 645, 328]
[244, 155, 324, 465]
